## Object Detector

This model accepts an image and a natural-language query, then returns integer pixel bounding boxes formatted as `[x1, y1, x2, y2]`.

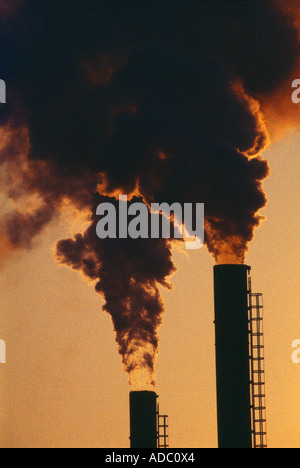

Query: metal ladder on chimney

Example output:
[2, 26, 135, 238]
[248, 288, 267, 449]
[157, 406, 169, 448]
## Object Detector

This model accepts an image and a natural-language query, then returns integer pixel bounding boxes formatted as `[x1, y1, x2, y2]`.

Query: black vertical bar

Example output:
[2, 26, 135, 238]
[129, 391, 158, 448]
[214, 264, 252, 449]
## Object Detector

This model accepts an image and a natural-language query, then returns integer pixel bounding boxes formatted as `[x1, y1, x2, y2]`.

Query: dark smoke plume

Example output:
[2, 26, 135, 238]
[57, 196, 175, 388]
[0, 0, 299, 386]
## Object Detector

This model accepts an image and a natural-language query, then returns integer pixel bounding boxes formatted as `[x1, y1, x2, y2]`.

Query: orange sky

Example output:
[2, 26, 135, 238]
[0, 123, 299, 448]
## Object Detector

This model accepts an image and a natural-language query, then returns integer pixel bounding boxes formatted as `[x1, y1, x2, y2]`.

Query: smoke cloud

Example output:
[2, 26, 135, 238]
[57, 196, 175, 388]
[0, 0, 299, 387]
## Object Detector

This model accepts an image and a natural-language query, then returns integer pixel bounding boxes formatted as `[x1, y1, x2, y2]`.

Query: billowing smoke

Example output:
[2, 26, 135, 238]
[0, 0, 299, 387]
[57, 196, 175, 388]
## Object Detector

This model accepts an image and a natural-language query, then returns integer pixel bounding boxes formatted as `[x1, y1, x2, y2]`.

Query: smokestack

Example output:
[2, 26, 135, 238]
[129, 391, 158, 448]
[214, 264, 252, 449]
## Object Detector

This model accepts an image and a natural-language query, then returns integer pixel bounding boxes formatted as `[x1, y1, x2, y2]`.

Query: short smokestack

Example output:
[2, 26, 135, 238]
[214, 264, 252, 449]
[129, 391, 158, 448]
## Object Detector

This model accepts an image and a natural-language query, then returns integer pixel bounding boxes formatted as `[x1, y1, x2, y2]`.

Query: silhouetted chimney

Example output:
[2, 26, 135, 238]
[214, 264, 252, 449]
[129, 391, 158, 448]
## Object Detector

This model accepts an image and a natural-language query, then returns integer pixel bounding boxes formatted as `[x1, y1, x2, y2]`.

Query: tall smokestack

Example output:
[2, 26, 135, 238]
[129, 391, 158, 448]
[214, 264, 252, 449]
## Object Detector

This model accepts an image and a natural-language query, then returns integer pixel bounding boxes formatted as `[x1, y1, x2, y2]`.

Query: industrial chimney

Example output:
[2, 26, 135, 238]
[129, 391, 169, 449]
[130, 391, 157, 448]
[213, 264, 267, 449]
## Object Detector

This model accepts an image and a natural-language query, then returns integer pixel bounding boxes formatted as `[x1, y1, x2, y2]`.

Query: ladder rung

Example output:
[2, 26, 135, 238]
[249, 301, 267, 449]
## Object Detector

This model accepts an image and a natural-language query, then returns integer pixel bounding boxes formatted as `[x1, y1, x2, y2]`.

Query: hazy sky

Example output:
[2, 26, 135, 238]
[0, 127, 299, 448]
